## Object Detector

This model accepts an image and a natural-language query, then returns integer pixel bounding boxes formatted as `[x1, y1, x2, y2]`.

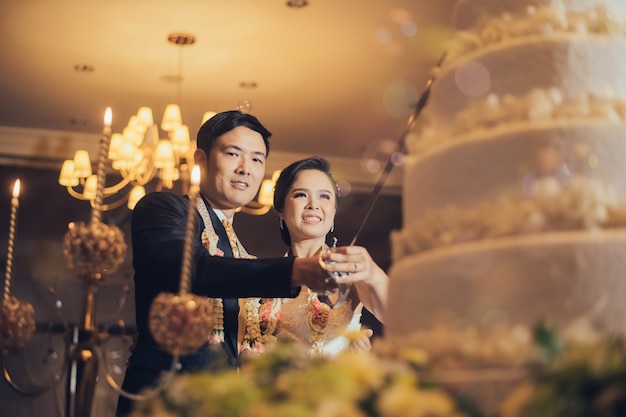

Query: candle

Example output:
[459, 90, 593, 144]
[91, 107, 113, 223]
[180, 165, 201, 293]
[3, 179, 20, 301]
[103, 107, 112, 137]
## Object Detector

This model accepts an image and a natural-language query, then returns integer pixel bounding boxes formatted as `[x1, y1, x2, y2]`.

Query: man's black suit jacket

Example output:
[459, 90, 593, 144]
[116, 192, 297, 416]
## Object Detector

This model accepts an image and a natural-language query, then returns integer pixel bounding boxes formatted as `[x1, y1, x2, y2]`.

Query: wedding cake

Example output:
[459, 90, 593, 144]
[387, 0, 626, 337]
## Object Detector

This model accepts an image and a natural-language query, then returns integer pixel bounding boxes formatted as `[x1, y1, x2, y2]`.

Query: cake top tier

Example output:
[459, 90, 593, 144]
[453, 0, 626, 30]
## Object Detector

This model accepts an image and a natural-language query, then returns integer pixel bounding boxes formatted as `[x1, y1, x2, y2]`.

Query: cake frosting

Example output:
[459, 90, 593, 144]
[452, 0, 626, 30]
[387, 0, 626, 337]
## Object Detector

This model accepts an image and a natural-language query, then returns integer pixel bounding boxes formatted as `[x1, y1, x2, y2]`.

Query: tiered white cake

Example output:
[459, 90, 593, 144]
[387, 0, 626, 337]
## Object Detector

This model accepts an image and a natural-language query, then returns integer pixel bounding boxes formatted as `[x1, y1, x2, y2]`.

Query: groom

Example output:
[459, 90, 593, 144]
[115, 110, 356, 416]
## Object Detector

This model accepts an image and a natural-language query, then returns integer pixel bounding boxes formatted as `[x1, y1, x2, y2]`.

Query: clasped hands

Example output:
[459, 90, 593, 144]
[292, 245, 377, 295]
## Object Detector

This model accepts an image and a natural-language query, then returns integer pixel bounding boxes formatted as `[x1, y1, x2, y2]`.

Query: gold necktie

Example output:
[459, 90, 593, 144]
[222, 219, 240, 258]
[222, 219, 245, 351]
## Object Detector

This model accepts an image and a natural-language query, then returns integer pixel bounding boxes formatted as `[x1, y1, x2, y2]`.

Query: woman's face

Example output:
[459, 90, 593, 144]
[281, 169, 337, 244]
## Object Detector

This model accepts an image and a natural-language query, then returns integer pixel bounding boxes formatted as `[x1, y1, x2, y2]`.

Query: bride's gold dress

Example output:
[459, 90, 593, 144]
[277, 288, 362, 356]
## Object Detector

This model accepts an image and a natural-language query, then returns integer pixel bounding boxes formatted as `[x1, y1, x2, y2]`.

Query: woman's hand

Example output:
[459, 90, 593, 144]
[323, 246, 388, 286]
[323, 245, 388, 323]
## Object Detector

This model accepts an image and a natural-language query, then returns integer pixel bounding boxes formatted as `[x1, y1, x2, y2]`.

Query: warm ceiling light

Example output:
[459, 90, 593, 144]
[167, 33, 196, 45]
[287, 0, 309, 8]
[239, 81, 258, 89]
[73, 64, 95, 73]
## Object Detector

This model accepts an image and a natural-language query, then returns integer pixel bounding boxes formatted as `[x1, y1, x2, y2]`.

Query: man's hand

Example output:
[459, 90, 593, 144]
[291, 256, 338, 294]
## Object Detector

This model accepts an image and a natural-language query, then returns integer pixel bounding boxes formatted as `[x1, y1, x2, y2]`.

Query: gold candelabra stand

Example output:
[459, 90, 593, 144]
[2, 114, 217, 417]
[1, 111, 137, 417]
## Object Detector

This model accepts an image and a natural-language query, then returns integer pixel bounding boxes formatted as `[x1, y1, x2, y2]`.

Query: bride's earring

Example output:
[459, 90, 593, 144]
[330, 223, 334, 233]
[279, 217, 284, 230]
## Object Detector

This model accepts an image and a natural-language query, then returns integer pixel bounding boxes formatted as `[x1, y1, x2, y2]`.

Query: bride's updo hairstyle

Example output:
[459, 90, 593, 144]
[273, 156, 340, 247]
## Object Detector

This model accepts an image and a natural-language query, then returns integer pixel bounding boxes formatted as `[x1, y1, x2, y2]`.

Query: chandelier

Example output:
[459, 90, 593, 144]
[57, 33, 277, 215]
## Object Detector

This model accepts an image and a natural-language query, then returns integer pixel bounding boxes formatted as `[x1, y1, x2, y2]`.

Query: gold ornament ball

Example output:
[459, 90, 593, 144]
[149, 292, 214, 356]
[0, 296, 36, 355]
[63, 220, 127, 279]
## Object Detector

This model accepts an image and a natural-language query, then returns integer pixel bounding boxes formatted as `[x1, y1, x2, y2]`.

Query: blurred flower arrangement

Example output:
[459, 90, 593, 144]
[379, 321, 626, 417]
[500, 323, 626, 417]
[129, 340, 465, 417]
[128, 322, 626, 417]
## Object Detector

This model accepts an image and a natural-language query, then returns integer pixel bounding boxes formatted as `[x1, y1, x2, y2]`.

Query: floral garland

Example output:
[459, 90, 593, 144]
[207, 298, 224, 344]
[259, 297, 282, 336]
[306, 290, 332, 356]
[240, 298, 283, 353]
[200, 230, 282, 353]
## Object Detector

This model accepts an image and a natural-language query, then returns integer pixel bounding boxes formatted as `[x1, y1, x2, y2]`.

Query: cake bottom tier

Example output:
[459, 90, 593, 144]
[387, 229, 626, 337]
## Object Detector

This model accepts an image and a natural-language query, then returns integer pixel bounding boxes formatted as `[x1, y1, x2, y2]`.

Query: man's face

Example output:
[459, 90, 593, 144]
[196, 126, 267, 216]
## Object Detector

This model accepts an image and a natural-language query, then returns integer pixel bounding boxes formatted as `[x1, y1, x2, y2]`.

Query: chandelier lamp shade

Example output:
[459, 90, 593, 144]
[241, 169, 281, 215]
[58, 105, 213, 210]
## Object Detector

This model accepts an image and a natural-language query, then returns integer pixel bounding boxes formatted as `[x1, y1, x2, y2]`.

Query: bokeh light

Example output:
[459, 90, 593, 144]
[236, 99, 253, 114]
[364, 158, 381, 174]
[521, 175, 538, 196]
[481, 308, 510, 329]
[375, 27, 393, 44]
[390, 152, 405, 166]
[454, 60, 492, 98]
[400, 21, 418, 37]
[415, 26, 456, 60]
[337, 180, 352, 197]
[382, 80, 418, 118]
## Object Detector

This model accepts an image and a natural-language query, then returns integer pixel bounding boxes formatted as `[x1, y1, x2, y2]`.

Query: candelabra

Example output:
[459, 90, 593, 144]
[1, 112, 219, 416]
[3, 105, 276, 416]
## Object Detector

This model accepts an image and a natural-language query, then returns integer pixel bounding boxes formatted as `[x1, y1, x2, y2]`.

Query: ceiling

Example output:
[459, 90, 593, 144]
[0, 0, 456, 190]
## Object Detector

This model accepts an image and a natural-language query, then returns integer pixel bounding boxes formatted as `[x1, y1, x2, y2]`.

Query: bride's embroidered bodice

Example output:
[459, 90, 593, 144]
[277, 288, 360, 356]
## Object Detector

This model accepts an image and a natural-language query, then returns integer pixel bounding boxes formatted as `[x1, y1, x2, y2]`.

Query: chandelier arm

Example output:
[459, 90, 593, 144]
[104, 286, 131, 323]
[66, 186, 90, 200]
[1, 352, 65, 396]
[98, 344, 180, 400]
[135, 163, 157, 186]
[89, 193, 131, 211]
[102, 175, 132, 196]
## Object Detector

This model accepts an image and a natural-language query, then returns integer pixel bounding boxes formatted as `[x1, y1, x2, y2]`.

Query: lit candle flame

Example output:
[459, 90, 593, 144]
[12, 179, 20, 199]
[191, 165, 201, 186]
[104, 107, 112, 129]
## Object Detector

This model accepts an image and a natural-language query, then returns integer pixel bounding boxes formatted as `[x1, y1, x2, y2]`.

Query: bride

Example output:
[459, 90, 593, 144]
[260, 156, 388, 357]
